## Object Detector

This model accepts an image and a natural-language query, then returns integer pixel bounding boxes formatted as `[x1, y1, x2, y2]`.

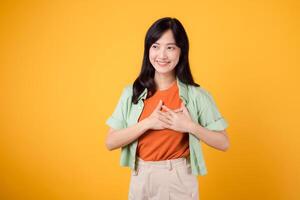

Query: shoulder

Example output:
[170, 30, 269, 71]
[188, 85, 213, 101]
[120, 84, 133, 99]
[124, 84, 133, 94]
[188, 85, 223, 116]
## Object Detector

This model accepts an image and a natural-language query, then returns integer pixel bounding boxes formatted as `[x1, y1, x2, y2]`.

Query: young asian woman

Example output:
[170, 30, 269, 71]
[105, 17, 230, 200]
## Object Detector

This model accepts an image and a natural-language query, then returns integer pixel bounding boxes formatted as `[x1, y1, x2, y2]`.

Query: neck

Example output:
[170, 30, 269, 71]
[154, 72, 176, 90]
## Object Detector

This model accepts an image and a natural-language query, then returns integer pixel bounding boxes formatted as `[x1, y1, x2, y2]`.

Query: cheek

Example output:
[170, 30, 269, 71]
[170, 52, 180, 61]
[149, 50, 156, 60]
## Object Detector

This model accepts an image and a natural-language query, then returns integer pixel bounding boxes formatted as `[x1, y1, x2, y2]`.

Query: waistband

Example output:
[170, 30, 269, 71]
[132, 156, 191, 175]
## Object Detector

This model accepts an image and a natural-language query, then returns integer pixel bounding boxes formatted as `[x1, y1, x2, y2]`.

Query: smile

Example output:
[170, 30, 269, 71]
[157, 61, 170, 66]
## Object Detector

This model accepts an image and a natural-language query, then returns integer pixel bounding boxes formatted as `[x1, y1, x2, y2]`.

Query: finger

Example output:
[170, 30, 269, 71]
[159, 111, 172, 120]
[161, 105, 175, 116]
[173, 107, 183, 113]
[154, 100, 163, 112]
[162, 112, 173, 123]
[158, 115, 172, 125]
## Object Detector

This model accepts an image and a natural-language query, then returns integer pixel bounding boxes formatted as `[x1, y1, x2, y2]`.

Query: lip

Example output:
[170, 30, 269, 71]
[156, 61, 170, 66]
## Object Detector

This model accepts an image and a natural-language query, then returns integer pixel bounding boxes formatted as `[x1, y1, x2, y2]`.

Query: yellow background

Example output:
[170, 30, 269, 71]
[1, 0, 299, 199]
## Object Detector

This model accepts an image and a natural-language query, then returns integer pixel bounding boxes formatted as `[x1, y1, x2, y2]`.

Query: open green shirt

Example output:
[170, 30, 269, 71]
[106, 77, 228, 176]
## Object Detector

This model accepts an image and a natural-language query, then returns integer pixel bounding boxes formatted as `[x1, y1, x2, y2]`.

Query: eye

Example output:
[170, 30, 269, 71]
[152, 45, 158, 49]
[167, 46, 175, 50]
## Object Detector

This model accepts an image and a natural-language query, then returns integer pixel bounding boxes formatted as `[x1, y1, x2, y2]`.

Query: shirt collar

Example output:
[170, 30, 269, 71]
[137, 77, 189, 104]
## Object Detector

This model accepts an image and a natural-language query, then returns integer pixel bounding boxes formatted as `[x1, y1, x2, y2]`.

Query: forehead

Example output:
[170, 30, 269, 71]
[155, 30, 176, 44]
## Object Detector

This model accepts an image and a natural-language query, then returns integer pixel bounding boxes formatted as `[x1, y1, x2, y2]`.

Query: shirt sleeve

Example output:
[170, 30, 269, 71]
[197, 89, 229, 131]
[105, 87, 129, 130]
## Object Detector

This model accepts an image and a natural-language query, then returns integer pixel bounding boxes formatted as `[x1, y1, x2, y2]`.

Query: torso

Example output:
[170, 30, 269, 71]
[136, 80, 190, 161]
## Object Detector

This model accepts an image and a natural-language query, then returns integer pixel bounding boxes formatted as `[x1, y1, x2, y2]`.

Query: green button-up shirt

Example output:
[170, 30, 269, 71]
[106, 77, 228, 176]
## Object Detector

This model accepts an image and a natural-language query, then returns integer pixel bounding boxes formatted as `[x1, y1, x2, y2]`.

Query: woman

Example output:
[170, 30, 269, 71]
[105, 17, 229, 200]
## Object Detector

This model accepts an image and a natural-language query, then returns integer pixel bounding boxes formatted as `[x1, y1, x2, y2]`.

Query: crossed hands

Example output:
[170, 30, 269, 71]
[145, 100, 194, 133]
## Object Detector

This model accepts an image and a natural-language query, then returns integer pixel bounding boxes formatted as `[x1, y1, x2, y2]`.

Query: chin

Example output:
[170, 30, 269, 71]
[154, 68, 173, 74]
[153, 65, 175, 73]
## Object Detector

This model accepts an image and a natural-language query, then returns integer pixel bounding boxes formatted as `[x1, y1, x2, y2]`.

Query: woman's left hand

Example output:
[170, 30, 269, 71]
[161, 102, 194, 133]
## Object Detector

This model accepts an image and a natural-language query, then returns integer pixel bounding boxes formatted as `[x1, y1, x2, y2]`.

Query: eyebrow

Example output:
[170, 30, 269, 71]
[153, 42, 177, 45]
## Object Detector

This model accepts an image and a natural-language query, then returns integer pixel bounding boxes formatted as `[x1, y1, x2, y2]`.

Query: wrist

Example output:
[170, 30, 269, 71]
[187, 120, 200, 133]
[140, 118, 151, 131]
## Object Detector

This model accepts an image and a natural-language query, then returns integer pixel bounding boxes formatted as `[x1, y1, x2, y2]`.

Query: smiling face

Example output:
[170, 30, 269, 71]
[149, 29, 181, 76]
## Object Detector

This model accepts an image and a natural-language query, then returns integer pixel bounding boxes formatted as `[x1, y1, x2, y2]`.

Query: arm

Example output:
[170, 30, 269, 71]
[105, 118, 150, 151]
[106, 99, 170, 151]
[187, 121, 230, 152]
[194, 88, 230, 152]
[161, 102, 230, 152]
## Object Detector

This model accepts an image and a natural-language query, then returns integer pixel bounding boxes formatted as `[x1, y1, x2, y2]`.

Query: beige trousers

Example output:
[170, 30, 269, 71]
[128, 156, 199, 200]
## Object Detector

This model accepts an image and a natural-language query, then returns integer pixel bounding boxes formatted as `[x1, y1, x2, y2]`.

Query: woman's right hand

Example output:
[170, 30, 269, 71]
[144, 100, 182, 130]
[145, 100, 168, 130]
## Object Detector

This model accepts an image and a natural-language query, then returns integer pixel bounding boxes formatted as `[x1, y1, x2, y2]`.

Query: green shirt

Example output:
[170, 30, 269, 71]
[106, 77, 228, 176]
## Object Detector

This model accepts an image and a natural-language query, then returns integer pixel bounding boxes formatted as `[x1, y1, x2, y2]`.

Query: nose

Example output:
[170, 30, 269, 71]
[158, 48, 168, 59]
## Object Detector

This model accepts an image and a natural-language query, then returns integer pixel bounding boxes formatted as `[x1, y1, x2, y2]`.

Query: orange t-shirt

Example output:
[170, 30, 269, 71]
[137, 80, 190, 161]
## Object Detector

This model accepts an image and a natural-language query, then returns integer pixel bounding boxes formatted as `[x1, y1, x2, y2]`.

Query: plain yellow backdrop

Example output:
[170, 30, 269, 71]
[0, 0, 299, 199]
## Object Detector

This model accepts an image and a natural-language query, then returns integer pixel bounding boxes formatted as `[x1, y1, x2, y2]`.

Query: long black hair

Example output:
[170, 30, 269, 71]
[132, 17, 200, 104]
